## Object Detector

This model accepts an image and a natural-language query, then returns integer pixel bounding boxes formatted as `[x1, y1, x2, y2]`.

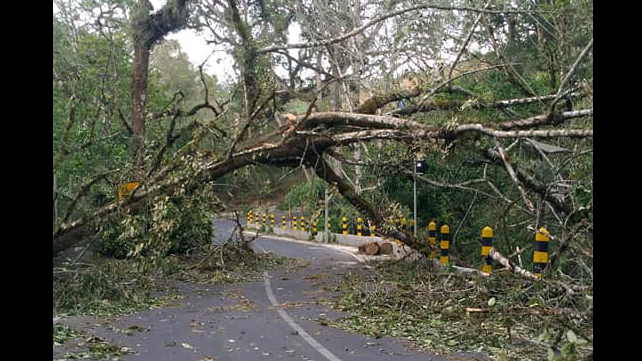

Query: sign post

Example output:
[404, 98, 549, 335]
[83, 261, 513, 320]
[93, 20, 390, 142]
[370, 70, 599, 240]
[414, 159, 427, 236]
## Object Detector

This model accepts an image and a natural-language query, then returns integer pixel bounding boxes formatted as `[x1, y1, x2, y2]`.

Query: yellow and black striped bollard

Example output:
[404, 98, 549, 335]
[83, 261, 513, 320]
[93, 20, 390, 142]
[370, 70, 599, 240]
[301, 216, 306, 232]
[440, 224, 450, 266]
[369, 221, 375, 237]
[401, 218, 407, 232]
[248, 211, 252, 226]
[342, 217, 348, 235]
[255, 212, 259, 227]
[481, 226, 493, 274]
[262, 212, 266, 228]
[533, 227, 549, 279]
[293, 216, 297, 231]
[313, 220, 317, 234]
[357, 217, 362, 236]
[428, 221, 437, 259]
[270, 214, 274, 229]
[282, 215, 286, 229]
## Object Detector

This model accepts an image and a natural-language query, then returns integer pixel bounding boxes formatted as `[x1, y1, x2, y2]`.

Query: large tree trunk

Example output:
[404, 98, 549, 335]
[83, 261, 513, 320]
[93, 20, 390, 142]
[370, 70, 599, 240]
[130, 0, 190, 166]
[131, 42, 151, 160]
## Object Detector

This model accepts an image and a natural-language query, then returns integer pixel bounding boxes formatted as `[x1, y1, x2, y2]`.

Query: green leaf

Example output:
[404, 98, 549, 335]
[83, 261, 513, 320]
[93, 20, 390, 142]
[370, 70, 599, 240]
[566, 329, 577, 343]
[547, 348, 555, 360]
[488, 297, 496, 307]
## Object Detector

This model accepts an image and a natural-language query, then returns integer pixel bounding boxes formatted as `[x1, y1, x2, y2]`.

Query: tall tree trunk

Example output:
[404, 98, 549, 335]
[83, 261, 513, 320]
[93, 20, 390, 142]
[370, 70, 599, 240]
[131, 42, 151, 163]
[129, 0, 190, 172]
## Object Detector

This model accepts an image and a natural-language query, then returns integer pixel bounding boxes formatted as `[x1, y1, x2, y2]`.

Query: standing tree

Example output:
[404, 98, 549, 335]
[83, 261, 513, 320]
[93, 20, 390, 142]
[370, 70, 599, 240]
[130, 0, 191, 167]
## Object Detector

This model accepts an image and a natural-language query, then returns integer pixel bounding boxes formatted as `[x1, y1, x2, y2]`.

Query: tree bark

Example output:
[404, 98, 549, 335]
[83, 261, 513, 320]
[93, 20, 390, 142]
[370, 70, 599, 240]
[130, 0, 190, 166]
[131, 42, 150, 157]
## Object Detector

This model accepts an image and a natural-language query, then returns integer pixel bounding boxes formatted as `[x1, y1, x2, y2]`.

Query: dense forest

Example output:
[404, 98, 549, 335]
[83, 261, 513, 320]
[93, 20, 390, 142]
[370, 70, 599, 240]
[53, 0, 592, 359]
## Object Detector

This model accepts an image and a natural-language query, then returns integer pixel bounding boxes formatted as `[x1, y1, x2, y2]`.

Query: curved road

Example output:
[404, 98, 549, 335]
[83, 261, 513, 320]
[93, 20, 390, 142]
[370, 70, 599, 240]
[55, 219, 487, 361]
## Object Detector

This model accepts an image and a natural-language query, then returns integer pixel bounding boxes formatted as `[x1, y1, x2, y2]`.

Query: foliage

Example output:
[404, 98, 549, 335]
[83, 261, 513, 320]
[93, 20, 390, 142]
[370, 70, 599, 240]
[173, 239, 298, 284]
[281, 177, 325, 214]
[52, 257, 173, 317]
[54, 236, 300, 317]
[53, 321, 134, 360]
[53, 323, 84, 344]
[95, 182, 215, 261]
[332, 260, 592, 361]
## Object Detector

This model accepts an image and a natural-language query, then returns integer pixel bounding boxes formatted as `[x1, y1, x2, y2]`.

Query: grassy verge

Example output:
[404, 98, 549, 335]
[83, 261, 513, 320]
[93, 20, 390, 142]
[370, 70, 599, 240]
[329, 259, 592, 361]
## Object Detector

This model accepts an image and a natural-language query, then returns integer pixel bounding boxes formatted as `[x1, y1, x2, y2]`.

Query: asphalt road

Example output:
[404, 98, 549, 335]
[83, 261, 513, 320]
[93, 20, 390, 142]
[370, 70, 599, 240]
[55, 219, 488, 361]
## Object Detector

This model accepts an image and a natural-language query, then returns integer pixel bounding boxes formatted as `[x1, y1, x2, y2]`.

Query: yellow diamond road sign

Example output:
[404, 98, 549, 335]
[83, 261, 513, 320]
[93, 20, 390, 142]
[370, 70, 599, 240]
[117, 181, 140, 202]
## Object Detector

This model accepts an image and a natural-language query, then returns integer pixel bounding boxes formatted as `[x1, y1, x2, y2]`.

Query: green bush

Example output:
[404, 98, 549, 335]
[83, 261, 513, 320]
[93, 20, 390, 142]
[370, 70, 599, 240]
[168, 201, 213, 254]
[95, 186, 214, 260]
[95, 216, 142, 259]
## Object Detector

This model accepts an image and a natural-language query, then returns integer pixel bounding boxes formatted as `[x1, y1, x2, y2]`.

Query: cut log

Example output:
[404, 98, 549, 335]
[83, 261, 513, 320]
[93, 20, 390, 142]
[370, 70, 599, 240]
[364, 242, 380, 255]
[379, 242, 393, 255]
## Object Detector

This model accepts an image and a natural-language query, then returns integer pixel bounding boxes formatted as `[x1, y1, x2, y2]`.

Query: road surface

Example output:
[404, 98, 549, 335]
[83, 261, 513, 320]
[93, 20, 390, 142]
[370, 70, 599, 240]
[55, 219, 487, 361]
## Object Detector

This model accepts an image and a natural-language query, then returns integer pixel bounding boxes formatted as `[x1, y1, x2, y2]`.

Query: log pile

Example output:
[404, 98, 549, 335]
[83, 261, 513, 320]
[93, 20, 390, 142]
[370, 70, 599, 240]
[358, 241, 393, 256]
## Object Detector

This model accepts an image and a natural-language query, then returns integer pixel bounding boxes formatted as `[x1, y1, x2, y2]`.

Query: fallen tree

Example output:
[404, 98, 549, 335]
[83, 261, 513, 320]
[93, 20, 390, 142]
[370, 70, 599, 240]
[54, 103, 592, 257]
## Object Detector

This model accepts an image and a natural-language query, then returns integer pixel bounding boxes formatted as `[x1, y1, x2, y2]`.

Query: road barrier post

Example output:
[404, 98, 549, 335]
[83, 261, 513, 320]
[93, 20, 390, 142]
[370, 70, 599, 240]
[262, 213, 266, 228]
[282, 215, 286, 229]
[293, 216, 298, 230]
[313, 219, 317, 234]
[248, 211, 252, 226]
[357, 217, 363, 236]
[342, 217, 348, 235]
[255, 212, 259, 227]
[270, 214, 274, 229]
[369, 221, 375, 237]
[402, 218, 407, 232]
[327, 217, 331, 233]
[440, 224, 450, 266]
[301, 216, 306, 232]
[533, 227, 549, 279]
[481, 226, 493, 274]
[428, 221, 437, 259]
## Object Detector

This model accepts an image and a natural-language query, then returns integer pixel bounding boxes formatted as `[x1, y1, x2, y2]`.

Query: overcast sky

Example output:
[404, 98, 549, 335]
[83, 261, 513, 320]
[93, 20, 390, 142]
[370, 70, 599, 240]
[151, 0, 303, 83]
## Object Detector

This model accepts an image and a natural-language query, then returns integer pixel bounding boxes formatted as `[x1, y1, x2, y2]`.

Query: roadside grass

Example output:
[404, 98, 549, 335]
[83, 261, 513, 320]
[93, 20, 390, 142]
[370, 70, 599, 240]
[329, 259, 592, 361]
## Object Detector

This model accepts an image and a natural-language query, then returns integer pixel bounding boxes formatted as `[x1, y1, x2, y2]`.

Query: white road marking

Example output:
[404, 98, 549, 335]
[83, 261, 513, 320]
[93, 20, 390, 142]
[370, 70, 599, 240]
[263, 270, 343, 361]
